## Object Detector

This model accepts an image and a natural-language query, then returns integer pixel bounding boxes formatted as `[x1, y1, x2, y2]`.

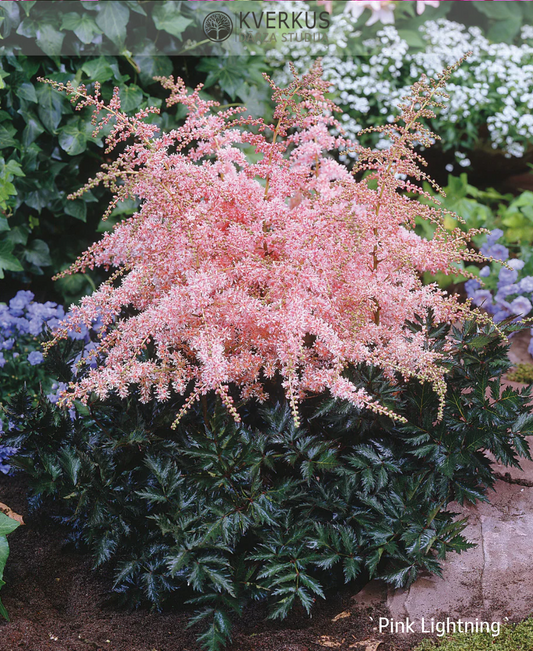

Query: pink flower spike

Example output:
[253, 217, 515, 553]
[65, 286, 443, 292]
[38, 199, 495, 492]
[43, 57, 493, 427]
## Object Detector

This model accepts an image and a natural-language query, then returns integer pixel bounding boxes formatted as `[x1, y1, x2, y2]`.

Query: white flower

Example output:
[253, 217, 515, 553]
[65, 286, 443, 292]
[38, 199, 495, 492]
[344, 1, 395, 26]
[416, 1, 439, 15]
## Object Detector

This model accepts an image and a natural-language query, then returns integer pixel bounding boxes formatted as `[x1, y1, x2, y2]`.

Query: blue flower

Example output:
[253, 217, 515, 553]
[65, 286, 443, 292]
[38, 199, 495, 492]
[9, 290, 34, 314]
[508, 259, 526, 271]
[519, 276, 533, 294]
[481, 243, 509, 261]
[511, 296, 532, 317]
[479, 266, 491, 278]
[28, 318, 44, 336]
[487, 229, 504, 246]
[1, 338, 14, 350]
[27, 351, 43, 366]
[464, 279, 481, 297]
[0, 352, 5, 369]
[493, 310, 511, 323]
[472, 289, 493, 308]
[498, 267, 518, 286]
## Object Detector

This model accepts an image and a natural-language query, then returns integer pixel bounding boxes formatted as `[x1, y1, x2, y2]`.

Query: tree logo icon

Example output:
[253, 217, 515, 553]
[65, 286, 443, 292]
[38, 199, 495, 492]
[203, 11, 233, 42]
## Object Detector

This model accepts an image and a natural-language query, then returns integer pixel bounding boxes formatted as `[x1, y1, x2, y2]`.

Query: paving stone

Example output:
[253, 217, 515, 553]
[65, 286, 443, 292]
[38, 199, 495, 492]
[384, 481, 533, 625]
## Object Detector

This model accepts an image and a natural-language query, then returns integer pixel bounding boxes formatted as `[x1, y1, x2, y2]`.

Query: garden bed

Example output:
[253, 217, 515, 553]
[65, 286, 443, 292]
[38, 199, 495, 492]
[0, 480, 419, 651]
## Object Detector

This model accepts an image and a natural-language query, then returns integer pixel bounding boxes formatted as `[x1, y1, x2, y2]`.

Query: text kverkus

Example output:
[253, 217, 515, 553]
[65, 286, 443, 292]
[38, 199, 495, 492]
[379, 617, 501, 637]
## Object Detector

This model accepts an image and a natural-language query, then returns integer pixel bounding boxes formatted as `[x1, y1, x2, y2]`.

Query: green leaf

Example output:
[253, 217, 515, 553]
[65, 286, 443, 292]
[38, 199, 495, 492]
[58, 124, 88, 156]
[152, 3, 192, 40]
[61, 12, 102, 45]
[21, 2, 36, 17]
[36, 83, 63, 132]
[120, 85, 143, 113]
[488, 17, 522, 44]
[473, 1, 518, 19]
[133, 54, 173, 87]
[0, 512, 20, 537]
[0, 123, 16, 149]
[81, 57, 115, 83]
[22, 115, 45, 147]
[0, 239, 23, 277]
[95, 2, 130, 43]
[397, 29, 425, 48]
[35, 23, 65, 56]
[22, 239, 51, 268]
[17, 82, 37, 103]
[197, 58, 247, 101]
[65, 199, 87, 222]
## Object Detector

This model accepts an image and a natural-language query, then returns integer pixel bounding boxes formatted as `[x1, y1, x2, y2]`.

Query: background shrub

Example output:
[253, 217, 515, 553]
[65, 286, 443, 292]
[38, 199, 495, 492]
[0, 1, 273, 305]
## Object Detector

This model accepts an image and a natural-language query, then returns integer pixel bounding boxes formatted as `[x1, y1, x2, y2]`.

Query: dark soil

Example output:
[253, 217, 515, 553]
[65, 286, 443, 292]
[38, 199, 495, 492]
[0, 476, 429, 651]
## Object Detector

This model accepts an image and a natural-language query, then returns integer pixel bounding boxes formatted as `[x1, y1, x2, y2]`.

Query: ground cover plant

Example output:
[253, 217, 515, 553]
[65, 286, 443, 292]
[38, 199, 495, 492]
[4, 60, 533, 651]
[414, 617, 533, 651]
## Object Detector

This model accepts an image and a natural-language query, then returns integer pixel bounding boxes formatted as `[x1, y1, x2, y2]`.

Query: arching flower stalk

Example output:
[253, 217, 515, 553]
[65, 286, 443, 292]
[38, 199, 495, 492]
[42, 60, 491, 426]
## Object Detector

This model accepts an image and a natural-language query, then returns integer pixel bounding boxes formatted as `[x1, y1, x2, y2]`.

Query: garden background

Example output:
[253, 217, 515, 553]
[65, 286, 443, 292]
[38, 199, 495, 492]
[2, 2, 533, 650]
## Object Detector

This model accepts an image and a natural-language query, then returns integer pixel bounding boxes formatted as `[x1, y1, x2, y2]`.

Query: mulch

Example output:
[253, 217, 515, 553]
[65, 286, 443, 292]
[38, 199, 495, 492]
[0, 475, 426, 651]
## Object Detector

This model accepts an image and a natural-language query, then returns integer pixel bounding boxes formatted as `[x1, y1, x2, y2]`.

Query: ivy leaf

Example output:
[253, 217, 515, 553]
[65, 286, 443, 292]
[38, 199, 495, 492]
[95, 2, 130, 44]
[133, 54, 173, 87]
[81, 57, 115, 83]
[61, 12, 102, 45]
[21, 114, 45, 147]
[0, 123, 16, 149]
[35, 23, 65, 56]
[197, 58, 247, 101]
[17, 82, 37, 103]
[20, 2, 36, 18]
[0, 239, 23, 278]
[22, 239, 51, 268]
[58, 124, 88, 156]
[152, 3, 192, 40]
[36, 84, 63, 132]
[120, 85, 143, 113]
[65, 199, 87, 222]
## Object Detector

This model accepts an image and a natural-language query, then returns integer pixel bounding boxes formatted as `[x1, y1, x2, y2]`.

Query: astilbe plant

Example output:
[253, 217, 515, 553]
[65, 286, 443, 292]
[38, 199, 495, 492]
[19, 62, 533, 651]
[42, 59, 488, 427]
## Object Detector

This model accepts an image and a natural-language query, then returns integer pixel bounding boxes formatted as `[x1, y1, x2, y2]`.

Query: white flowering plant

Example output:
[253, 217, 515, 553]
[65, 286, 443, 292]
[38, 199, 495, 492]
[269, 13, 533, 168]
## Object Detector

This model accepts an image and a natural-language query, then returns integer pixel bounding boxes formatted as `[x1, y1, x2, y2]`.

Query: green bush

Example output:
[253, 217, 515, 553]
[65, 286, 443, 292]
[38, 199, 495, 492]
[4, 316, 533, 650]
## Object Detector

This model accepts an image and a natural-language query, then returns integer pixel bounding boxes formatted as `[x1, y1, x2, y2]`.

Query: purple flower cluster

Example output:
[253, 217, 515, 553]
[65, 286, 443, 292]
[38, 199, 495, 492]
[1, 290, 65, 344]
[0, 290, 102, 472]
[466, 230, 533, 357]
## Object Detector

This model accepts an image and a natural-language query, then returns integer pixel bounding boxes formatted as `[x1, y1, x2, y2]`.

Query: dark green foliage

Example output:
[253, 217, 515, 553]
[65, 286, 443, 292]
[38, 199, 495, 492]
[3, 317, 533, 650]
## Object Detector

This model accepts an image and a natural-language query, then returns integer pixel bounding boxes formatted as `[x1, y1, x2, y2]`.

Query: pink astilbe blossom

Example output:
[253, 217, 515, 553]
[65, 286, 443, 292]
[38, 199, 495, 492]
[42, 60, 490, 427]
